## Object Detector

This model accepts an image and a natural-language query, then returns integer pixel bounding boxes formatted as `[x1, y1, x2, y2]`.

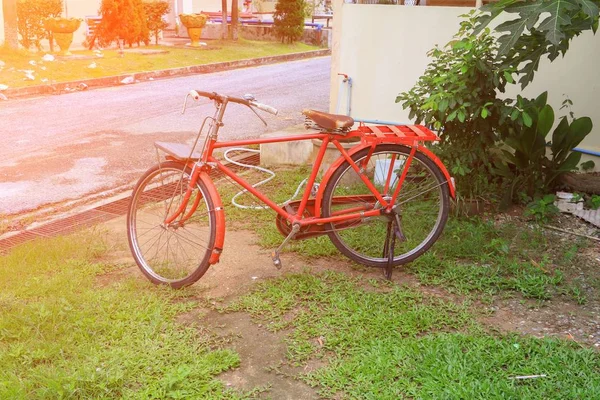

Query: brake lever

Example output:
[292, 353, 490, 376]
[247, 104, 268, 126]
[181, 93, 192, 115]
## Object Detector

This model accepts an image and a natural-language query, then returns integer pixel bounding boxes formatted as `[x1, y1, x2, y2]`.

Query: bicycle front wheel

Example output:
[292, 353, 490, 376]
[321, 144, 450, 268]
[127, 161, 216, 288]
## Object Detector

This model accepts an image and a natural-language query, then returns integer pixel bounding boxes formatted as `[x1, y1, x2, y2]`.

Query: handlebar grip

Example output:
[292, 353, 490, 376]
[250, 101, 278, 116]
[189, 90, 218, 101]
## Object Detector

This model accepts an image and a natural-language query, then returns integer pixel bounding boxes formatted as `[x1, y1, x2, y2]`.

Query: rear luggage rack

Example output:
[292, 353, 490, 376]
[358, 124, 439, 144]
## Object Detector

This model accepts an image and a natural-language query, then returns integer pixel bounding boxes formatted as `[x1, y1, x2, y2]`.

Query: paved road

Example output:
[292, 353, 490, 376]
[0, 56, 331, 217]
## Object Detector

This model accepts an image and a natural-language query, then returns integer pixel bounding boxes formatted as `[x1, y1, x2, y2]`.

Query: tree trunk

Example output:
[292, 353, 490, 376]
[3, 0, 19, 49]
[221, 0, 228, 39]
[558, 172, 600, 195]
[230, 0, 238, 40]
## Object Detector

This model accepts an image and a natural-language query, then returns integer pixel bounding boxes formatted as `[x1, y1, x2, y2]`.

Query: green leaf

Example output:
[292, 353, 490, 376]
[503, 70, 514, 83]
[558, 151, 582, 172]
[522, 111, 533, 127]
[447, 110, 458, 122]
[551, 117, 570, 156]
[536, 0, 580, 45]
[534, 91, 548, 108]
[439, 98, 449, 113]
[566, 116, 593, 149]
[457, 109, 466, 123]
[580, 160, 595, 171]
[481, 108, 489, 118]
[537, 105, 555, 137]
[510, 109, 520, 121]
[575, 0, 599, 18]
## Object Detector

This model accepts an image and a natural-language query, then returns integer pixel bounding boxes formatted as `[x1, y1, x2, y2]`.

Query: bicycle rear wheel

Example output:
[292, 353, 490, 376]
[127, 161, 216, 288]
[321, 144, 450, 268]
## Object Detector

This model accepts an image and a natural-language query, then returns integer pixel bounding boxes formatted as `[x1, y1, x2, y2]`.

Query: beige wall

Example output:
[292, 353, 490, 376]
[331, 2, 600, 156]
[64, 0, 102, 49]
[0, 4, 4, 45]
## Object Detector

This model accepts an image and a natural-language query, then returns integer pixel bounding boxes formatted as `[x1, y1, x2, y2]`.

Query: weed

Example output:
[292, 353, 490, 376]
[525, 195, 560, 223]
[589, 194, 600, 210]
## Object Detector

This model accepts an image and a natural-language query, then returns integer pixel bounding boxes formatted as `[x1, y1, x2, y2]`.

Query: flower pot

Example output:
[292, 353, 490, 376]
[44, 17, 81, 56]
[186, 27, 203, 47]
[53, 32, 76, 55]
[179, 14, 208, 47]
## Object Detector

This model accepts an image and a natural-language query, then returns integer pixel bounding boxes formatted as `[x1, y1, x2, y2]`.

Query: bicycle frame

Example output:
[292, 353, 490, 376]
[208, 133, 389, 227]
[162, 97, 455, 264]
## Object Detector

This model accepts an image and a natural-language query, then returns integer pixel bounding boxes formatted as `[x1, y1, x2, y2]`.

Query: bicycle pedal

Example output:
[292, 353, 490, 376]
[271, 251, 283, 270]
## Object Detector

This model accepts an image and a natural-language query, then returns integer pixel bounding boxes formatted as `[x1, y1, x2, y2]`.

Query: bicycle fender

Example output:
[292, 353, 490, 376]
[198, 172, 226, 264]
[416, 145, 456, 199]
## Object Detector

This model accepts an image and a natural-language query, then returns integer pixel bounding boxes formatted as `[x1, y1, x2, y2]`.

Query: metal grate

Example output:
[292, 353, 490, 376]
[0, 231, 41, 252]
[95, 197, 131, 215]
[0, 150, 261, 254]
[29, 210, 115, 237]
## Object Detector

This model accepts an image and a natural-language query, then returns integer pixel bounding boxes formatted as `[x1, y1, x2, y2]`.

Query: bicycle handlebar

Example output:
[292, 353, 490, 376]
[249, 101, 278, 116]
[189, 90, 278, 116]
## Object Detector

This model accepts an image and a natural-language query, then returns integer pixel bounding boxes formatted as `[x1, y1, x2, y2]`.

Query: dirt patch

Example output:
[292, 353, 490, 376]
[481, 296, 600, 348]
[203, 311, 322, 399]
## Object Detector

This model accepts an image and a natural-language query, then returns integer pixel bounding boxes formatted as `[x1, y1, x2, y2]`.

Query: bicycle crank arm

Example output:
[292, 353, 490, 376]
[271, 223, 300, 269]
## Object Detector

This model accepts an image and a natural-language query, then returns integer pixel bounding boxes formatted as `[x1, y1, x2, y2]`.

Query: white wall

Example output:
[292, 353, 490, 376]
[331, 2, 600, 155]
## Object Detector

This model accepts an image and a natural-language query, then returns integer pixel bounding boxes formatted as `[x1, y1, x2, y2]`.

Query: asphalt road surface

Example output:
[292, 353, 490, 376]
[0, 56, 331, 217]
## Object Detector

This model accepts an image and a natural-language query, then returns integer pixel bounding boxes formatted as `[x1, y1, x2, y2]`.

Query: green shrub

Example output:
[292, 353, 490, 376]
[525, 195, 560, 223]
[495, 92, 593, 201]
[273, 0, 306, 43]
[397, 11, 595, 204]
[396, 13, 512, 199]
[16, 0, 63, 50]
[97, 0, 150, 48]
[144, 0, 170, 45]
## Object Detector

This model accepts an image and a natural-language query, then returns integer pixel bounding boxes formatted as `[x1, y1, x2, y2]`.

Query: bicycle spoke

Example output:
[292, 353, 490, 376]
[128, 163, 216, 286]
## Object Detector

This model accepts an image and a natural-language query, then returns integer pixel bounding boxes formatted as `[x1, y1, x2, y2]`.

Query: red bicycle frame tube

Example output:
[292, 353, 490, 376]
[159, 124, 455, 265]
[206, 133, 389, 226]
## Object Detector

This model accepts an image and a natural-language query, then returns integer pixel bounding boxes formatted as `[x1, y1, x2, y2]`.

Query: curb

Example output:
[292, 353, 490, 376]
[4, 49, 331, 99]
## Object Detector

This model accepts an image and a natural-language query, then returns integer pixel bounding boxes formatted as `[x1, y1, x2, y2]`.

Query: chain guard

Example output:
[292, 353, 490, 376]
[275, 199, 327, 240]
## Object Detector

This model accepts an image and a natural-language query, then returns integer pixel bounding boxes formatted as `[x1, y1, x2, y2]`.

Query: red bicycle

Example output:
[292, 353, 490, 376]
[127, 90, 456, 288]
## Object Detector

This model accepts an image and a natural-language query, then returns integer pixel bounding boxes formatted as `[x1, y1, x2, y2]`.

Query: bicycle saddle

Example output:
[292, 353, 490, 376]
[302, 109, 354, 133]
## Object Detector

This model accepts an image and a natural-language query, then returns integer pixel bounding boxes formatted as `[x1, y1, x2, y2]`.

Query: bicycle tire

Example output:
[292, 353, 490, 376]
[127, 161, 216, 288]
[321, 144, 450, 268]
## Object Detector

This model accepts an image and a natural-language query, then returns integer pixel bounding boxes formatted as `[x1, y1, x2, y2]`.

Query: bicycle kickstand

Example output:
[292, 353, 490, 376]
[383, 219, 399, 280]
[271, 224, 300, 270]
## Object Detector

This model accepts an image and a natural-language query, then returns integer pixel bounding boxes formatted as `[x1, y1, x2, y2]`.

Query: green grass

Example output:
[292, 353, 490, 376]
[227, 271, 600, 399]
[0, 232, 244, 399]
[216, 165, 339, 258]
[0, 40, 319, 89]
[216, 164, 593, 302]
[407, 218, 591, 301]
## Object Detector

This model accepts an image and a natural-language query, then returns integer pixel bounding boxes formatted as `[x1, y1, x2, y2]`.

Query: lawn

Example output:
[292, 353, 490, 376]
[2, 164, 599, 398]
[230, 272, 600, 399]
[0, 233, 244, 399]
[0, 40, 320, 89]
